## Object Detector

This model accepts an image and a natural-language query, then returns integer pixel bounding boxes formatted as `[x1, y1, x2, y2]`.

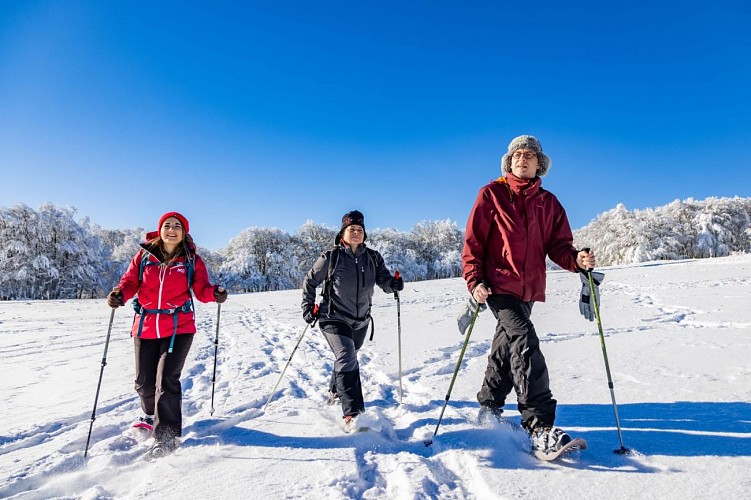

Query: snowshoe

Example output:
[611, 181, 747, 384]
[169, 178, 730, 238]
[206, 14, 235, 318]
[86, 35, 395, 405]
[132, 415, 154, 434]
[528, 425, 586, 461]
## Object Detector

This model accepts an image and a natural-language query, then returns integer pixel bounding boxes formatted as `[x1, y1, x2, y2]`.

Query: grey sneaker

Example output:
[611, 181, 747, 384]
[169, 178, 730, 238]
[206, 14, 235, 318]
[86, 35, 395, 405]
[529, 426, 572, 453]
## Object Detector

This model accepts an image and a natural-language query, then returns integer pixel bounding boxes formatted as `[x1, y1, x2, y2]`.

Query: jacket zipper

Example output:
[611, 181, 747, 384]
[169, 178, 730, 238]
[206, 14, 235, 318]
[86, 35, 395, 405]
[355, 255, 361, 318]
[156, 264, 167, 338]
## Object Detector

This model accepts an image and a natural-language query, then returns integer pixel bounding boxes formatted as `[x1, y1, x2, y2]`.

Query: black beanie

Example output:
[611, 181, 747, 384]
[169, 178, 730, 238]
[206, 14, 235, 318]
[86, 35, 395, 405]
[335, 210, 366, 244]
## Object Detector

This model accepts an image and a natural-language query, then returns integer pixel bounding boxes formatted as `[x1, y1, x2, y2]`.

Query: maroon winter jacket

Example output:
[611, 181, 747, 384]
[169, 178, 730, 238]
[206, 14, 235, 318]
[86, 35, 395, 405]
[462, 174, 580, 302]
[117, 245, 218, 340]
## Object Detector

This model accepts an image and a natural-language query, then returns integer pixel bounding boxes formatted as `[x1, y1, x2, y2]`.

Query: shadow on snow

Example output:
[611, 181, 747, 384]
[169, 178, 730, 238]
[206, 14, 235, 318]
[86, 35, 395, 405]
[182, 400, 749, 477]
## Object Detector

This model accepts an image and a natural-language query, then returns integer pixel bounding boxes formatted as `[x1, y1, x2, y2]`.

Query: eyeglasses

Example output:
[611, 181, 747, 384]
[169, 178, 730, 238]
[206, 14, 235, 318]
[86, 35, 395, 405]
[511, 151, 537, 160]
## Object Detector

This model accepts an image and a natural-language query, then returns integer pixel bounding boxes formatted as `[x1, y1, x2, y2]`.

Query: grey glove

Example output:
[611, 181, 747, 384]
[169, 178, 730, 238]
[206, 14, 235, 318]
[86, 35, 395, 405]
[457, 296, 487, 335]
[579, 271, 605, 321]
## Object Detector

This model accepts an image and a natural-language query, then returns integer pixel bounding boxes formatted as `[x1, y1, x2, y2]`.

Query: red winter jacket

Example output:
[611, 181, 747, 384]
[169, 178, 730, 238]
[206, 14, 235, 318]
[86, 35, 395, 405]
[117, 246, 218, 340]
[462, 174, 580, 302]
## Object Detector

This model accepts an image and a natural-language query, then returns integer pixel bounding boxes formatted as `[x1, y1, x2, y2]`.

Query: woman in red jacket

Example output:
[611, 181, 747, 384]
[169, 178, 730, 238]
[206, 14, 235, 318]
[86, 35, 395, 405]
[107, 211, 227, 457]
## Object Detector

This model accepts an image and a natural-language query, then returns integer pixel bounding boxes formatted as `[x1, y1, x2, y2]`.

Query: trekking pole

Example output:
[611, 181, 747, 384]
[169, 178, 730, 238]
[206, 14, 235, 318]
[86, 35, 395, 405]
[209, 303, 222, 416]
[587, 266, 630, 454]
[84, 308, 116, 457]
[424, 302, 481, 446]
[262, 306, 318, 412]
[394, 271, 403, 405]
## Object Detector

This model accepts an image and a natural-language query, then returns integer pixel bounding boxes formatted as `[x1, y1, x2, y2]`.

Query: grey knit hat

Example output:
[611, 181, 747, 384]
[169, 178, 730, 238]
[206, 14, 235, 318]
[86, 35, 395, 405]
[501, 135, 551, 177]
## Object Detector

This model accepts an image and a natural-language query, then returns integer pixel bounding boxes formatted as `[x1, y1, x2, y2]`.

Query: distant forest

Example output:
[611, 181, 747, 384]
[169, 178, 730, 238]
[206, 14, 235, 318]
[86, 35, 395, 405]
[1, 196, 749, 300]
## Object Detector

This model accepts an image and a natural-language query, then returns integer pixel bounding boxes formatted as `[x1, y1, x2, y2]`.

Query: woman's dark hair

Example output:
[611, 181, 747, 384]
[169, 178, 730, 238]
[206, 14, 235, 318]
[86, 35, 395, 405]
[145, 233, 196, 264]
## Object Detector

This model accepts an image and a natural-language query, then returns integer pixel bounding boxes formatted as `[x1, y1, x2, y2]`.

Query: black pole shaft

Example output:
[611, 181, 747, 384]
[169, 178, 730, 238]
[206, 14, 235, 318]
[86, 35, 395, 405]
[84, 308, 116, 458]
[262, 320, 315, 412]
[395, 289, 403, 404]
[588, 270, 629, 452]
[431, 304, 480, 439]
[210, 303, 222, 416]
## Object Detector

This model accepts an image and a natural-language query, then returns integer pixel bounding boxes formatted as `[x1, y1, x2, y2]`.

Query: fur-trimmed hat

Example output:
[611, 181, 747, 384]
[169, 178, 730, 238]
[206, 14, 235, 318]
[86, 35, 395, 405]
[501, 135, 551, 177]
[146, 211, 190, 240]
[335, 210, 366, 245]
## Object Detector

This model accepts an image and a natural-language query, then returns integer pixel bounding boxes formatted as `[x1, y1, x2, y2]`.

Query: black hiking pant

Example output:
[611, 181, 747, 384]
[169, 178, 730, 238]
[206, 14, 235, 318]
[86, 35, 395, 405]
[477, 294, 557, 430]
[320, 321, 368, 418]
[134, 334, 194, 442]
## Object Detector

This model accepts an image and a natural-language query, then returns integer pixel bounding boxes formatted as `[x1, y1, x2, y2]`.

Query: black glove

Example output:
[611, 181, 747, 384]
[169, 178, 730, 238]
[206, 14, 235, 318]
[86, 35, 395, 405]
[107, 288, 123, 308]
[391, 275, 404, 292]
[579, 271, 605, 321]
[303, 304, 319, 325]
[214, 287, 228, 304]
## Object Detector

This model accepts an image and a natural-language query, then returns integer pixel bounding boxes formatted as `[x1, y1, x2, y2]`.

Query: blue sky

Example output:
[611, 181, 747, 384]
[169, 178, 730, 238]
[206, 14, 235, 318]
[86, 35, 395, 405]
[1, 1, 749, 250]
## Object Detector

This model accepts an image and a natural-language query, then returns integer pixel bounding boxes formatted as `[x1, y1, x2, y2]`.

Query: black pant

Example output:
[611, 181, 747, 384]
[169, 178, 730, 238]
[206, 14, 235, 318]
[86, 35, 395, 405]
[477, 294, 557, 429]
[134, 334, 194, 441]
[321, 321, 368, 418]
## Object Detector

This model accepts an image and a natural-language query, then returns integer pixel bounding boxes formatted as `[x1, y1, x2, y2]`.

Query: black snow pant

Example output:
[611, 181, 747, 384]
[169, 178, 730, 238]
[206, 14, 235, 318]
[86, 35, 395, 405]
[477, 294, 557, 430]
[134, 334, 194, 442]
[321, 321, 368, 418]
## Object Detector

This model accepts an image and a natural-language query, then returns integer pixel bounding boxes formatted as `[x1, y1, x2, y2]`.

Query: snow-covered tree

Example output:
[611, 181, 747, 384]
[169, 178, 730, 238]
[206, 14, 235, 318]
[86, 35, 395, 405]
[574, 197, 751, 266]
[220, 227, 300, 292]
[0, 204, 107, 299]
[291, 221, 338, 279]
[369, 228, 427, 282]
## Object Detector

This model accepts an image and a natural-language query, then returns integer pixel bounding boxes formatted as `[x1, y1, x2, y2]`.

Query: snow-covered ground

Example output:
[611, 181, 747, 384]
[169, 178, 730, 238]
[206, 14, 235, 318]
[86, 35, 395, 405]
[1, 255, 750, 499]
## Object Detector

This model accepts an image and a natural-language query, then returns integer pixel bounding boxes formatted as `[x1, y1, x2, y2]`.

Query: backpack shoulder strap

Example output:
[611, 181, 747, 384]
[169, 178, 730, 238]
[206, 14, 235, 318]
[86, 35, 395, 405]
[365, 248, 381, 269]
[322, 247, 340, 298]
[138, 249, 155, 283]
[185, 254, 195, 289]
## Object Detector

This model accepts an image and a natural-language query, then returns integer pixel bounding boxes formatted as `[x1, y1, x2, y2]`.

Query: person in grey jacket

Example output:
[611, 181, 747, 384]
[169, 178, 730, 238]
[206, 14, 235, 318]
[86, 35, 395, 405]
[301, 210, 403, 423]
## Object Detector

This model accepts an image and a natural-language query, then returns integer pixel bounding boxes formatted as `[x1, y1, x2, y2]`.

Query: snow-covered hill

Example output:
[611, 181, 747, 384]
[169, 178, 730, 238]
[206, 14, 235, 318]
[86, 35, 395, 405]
[2, 255, 750, 499]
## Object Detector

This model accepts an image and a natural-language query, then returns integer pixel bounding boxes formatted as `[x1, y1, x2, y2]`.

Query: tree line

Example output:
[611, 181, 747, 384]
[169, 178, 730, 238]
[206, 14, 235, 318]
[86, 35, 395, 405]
[572, 196, 751, 266]
[0, 204, 463, 300]
[1, 196, 749, 300]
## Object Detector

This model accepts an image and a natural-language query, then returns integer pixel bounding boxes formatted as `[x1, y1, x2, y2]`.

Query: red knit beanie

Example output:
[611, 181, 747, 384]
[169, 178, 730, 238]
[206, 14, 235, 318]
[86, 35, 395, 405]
[158, 211, 190, 234]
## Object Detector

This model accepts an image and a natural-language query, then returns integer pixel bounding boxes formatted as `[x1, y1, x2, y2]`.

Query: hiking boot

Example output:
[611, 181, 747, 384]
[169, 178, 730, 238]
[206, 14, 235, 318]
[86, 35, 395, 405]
[478, 405, 504, 424]
[149, 436, 178, 458]
[529, 426, 572, 453]
[132, 415, 154, 433]
[343, 411, 361, 422]
[342, 413, 360, 433]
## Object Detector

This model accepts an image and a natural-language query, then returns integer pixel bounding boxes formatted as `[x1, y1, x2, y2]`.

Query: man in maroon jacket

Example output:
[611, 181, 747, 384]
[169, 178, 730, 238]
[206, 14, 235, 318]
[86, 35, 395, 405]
[462, 134, 597, 454]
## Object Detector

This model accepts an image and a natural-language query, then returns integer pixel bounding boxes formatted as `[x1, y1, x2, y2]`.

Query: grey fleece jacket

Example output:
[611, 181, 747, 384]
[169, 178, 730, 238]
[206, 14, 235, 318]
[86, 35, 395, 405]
[301, 244, 396, 329]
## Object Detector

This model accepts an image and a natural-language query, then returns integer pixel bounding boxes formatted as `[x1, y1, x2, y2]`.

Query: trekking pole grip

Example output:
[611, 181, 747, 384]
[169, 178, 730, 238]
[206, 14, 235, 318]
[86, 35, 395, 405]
[580, 247, 593, 272]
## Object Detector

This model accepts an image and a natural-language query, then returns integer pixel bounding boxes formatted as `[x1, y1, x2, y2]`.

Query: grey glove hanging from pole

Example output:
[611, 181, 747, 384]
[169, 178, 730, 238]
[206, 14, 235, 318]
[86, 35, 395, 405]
[457, 296, 487, 335]
[579, 271, 605, 321]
